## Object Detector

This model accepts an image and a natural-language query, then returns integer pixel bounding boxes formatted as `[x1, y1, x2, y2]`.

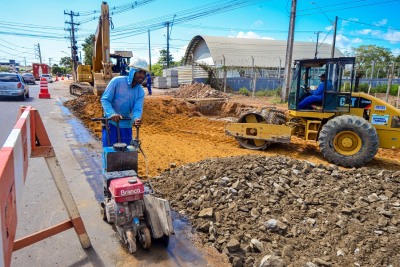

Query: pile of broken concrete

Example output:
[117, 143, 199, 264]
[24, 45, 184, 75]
[153, 155, 400, 267]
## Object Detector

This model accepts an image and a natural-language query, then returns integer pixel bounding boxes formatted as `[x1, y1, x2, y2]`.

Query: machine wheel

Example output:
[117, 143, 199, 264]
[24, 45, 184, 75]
[266, 109, 286, 125]
[126, 230, 137, 254]
[105, 201, 116, 223]
[26, 91, 30, 98]
[236, 112, 270, 150]
[318, 115, 379, 168]
[100, 202, 107, 221]
[138, 226, 152, 249]
[160, 235, 170, 248]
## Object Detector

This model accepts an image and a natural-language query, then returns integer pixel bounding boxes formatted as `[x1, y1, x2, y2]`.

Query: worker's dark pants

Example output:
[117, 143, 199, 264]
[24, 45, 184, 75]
[102, 124, 132, 147]
[147, 84, 152, 95]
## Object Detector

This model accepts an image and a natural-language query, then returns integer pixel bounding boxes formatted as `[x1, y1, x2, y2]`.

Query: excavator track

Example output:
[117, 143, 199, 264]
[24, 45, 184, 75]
[69, 82, 94, 96]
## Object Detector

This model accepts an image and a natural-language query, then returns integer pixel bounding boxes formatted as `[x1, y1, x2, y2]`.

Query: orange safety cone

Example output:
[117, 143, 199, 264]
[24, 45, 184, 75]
[55, 75, 59, 82]
[61, 75, 64, 80]
[39, 78, 51, 99]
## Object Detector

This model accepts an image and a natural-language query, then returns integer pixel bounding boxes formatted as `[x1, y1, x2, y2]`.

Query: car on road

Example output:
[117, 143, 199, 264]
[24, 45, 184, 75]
[22, 73, 36, 84]
[40, 74, 53, 83]
[0, 72, 30, 100]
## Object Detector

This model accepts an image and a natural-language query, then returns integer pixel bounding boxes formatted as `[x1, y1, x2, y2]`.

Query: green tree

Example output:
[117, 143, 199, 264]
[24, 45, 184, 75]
[60, 56, 71, 68]
[51, 64, 62, 75]
[157, 49, 174, 67]
[394, 55, 400, 65]
[151, 63, 163, 76]
[82, 34, 94, 66]
[352, 45, 393, 69]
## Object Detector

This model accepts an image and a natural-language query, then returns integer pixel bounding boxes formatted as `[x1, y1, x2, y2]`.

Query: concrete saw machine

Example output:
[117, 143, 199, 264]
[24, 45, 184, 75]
[92, 117, 174, 253]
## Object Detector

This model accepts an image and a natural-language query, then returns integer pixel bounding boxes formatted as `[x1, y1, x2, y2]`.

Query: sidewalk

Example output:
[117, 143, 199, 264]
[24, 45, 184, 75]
[10, 80, 222, 267]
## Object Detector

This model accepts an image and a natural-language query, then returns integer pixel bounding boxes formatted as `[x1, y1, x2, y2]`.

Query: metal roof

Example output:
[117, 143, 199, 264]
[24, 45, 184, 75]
[183, 35, 344, 68]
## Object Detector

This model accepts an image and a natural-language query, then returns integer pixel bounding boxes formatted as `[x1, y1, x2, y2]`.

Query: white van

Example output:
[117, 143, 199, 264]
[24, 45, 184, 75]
[40, 74, 53, 83]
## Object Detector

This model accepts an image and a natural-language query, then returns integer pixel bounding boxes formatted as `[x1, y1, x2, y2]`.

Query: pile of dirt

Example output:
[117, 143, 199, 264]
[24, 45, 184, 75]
[153, 155, 400, 267]
[64, 95, 400, 178]
[167, 83, 228, 99]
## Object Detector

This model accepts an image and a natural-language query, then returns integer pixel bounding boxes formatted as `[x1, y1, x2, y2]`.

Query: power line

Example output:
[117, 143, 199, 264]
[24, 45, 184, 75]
[176, 24, 315, 33]
[297, 0, 400, 17]
[110, 0, 270, 40]
[0, 20, 65, 30]
[340, 18, 400, 32]
[0, 31, 67, 40]
[75, 0, 157, 24]
[297, 0, 368, 12]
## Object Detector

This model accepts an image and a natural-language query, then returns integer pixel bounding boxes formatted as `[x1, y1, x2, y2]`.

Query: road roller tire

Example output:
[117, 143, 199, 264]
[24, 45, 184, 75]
[318, 115, 379, 168]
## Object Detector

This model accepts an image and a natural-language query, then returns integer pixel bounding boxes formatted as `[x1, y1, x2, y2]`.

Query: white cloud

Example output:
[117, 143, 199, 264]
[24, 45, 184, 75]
[351, 38, 363, 44]
[236, 31, 262, 39]
[383, 30, 400, 43]
[356, 29, 372, 35]
[341, 17, 358, 27]
[251, 20, 264, 28]
[392, 48, 400, 56]
[336, 34, 350, 43]
[370, 30, 382, 36]
[171, 44, 188, 62]
[325, 25, 333, 31]
[373, 19, 387, 26]
[233, 31, 274, 40]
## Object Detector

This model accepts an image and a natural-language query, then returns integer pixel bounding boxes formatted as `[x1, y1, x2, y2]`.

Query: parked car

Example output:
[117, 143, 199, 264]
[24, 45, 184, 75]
[22, 73, 36, 84]
[40, 74, 53, 83]
[0, 73, 30, 100]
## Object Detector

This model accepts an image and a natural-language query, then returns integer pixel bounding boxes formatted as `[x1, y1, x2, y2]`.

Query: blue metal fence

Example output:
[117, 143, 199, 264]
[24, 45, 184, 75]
[192, 78, 400, 91]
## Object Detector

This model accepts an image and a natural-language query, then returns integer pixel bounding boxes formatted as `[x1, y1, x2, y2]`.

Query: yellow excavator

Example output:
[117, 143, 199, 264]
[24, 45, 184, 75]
[70, 2, 132, 96]
[226, 57, 400, 167]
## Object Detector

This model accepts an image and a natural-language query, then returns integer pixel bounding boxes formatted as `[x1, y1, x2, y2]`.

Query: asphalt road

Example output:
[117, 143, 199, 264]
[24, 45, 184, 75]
[1, 80, 227, 267]
[0, 83, 40, 146]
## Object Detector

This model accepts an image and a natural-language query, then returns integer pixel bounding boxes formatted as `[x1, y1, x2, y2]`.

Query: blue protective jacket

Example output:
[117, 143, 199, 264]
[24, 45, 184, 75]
[101, 68, 145, 128]
[309, 80, 332, 101]
[309, 81, 325, 101]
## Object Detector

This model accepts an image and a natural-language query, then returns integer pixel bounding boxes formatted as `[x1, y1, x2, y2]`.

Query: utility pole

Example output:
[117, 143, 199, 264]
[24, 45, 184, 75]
[164, 15, 176, 69]
[24, 57, 26, 67]
[49, 58, 53, 75]
[223, 55, 227, 93]
[371, 61, 375, 79]
[34, 43, 42, 64]
[282, 0, 297, 102]
[251, 56, 256, 97]
[166, 21, 170, 69]
[386, 62, 395, 102]
[331, 16, 338, 58]
[148, 29, 152, 72]
[64, 10, 80, 81]
[314, 31, 322, 59]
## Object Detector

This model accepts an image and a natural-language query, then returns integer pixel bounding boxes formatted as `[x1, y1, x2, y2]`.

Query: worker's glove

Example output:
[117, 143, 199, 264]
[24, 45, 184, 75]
[134, 118, 141, 127]
[110, 114, 122, 123]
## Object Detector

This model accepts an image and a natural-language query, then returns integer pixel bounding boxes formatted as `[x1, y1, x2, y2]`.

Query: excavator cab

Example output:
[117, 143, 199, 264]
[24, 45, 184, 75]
[288, 57, 356, 113]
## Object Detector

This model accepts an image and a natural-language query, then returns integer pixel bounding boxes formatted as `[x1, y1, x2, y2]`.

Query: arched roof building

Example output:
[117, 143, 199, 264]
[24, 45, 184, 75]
[183, 35, 344, 68]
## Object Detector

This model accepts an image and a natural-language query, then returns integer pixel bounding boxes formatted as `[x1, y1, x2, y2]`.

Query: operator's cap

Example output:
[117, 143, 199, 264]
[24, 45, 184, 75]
[319, 73, 326, 78]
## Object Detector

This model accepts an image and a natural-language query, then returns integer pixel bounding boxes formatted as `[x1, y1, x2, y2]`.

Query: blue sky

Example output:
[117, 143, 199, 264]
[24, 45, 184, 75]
[0, 0, 399, 67]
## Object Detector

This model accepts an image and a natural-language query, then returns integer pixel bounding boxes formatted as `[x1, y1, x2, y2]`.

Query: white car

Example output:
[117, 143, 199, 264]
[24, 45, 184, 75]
[40, 74, 53, 83]
[0, 72, 30, 100]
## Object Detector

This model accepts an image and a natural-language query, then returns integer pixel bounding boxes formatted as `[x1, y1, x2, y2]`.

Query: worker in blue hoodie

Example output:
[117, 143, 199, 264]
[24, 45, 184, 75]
[100, 65, 146, 147]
